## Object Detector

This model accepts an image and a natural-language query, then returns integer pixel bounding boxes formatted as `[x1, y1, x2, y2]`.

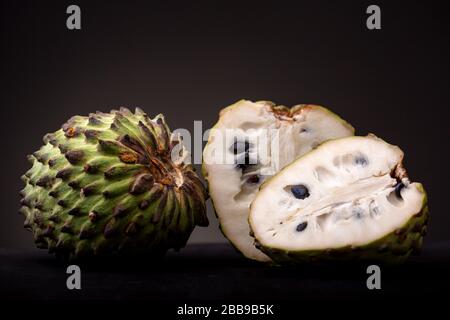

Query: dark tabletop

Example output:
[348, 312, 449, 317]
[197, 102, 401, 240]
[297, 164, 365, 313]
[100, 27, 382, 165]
[1, 243, 449, 317]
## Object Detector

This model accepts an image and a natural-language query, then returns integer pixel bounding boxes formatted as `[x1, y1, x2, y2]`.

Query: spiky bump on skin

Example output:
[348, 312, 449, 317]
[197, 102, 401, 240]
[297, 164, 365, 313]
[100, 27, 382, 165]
[20, 108, 208, 260]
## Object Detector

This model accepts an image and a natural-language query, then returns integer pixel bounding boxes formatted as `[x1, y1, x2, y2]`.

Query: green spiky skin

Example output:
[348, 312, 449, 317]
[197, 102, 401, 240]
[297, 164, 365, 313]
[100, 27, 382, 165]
[256, 186, 428, 265]
[20, 107, 208, 260]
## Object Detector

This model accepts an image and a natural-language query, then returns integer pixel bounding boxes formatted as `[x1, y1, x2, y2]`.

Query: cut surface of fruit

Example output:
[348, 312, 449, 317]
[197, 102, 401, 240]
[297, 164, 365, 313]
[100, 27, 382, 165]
[249, 135, 428, 263]
[203, 100, 354, 261]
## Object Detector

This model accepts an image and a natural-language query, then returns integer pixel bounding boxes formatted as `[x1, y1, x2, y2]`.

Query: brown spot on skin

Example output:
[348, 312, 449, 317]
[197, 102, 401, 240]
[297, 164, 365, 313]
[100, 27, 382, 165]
[65, 150, 84, 164]
[68, 181, 80, 189]
[119, 135, 146, 155]
[84, 130, 99, 140]
[68, 208, 81, 216]
[125, 222, 138, 236]
[113, 204, 128, 217]
[270, 105, 291, 119]
[48, 159, 57, 167]
[160, 176, 174, 185]
[84, 164, 98, 174]
[88, 211, 98, 222]
[58, 144, 69, 154]
[43, 225, 54, 236]
[88, 116, 102, 126]
[151, 211, 162, 224]
[33, 152, 49, 164]
[79, 228, 93, 240]
[139, 200, 150, 210]
[56, 168, 72, 180]
[48, 214, 60, 223]
[119, 151, 138, 164]
[33, 211, 43, 226]
[82, 185, 98, 196]
[394, 162, 408, 180]
[65, 127, 78, 138]
[104, 219, 117, 238]
[130, 174, 154, 194]
[61, 223, 73, 234]
[36, 176, 53, 188]
[49, 191, 58, 198]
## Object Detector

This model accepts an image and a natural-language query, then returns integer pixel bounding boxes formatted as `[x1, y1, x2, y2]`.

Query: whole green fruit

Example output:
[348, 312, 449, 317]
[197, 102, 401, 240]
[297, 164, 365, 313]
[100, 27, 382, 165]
[20, 108, 208, 260]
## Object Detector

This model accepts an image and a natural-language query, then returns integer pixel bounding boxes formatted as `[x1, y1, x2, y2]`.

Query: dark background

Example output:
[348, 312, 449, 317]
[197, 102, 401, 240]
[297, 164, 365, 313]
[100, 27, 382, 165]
[1, 0, 449, 251]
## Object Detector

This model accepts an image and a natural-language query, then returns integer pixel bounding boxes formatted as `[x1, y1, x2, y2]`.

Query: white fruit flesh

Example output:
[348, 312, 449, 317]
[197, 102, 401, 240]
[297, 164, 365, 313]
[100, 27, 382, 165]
[249, 135, 425, 252]
[203, 100, 354, 261]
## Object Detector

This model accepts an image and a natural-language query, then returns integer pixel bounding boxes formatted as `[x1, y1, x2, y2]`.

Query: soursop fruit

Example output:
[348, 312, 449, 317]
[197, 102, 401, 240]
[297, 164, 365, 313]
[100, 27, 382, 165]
[20, 108, 208, 260]
[202, 100, 354, 261]
[249, 135, 428, 264]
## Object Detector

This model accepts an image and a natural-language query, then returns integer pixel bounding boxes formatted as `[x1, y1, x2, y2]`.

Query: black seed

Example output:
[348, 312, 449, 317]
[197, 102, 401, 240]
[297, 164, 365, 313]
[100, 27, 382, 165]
[57, 200, 66, 208]
[354, 155, 368, 166]
[231, 139, 250, 154]
[291, 184, 310, 199]
[395, 182, 405, 198]
[236, 153, 254, 169]
[296, 222, 308, 232]
[353, 207, 364, 219]
[246, 175, 260, 184]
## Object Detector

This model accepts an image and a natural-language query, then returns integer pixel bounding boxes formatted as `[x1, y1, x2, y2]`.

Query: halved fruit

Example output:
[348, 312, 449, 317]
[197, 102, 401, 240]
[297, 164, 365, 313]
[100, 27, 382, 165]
[249, 135, 428, 264]
[203, 99, 354, 261]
